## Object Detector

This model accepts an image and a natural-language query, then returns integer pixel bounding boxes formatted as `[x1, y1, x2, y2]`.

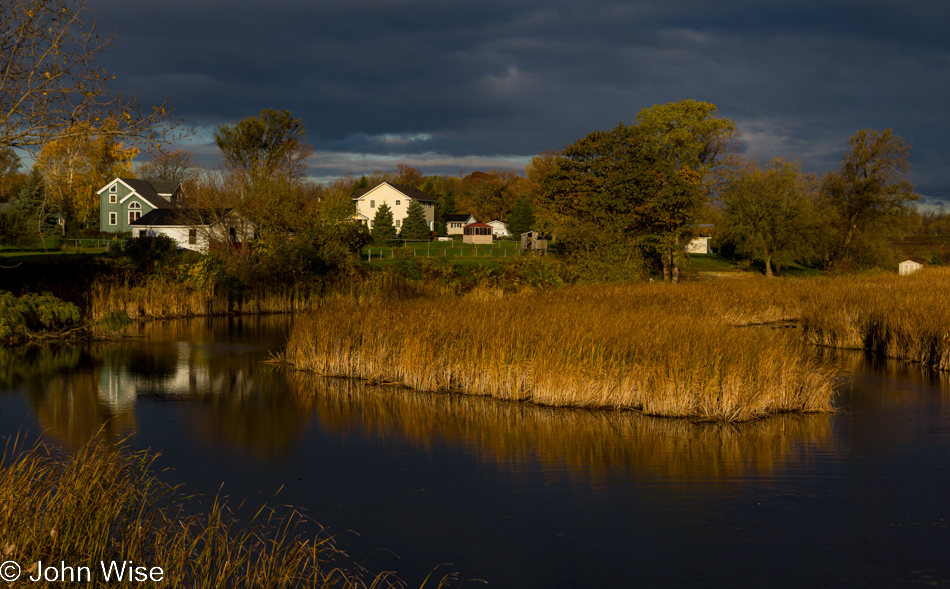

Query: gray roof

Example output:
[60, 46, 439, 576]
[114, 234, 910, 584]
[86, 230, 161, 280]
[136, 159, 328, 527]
[117, 178, 176, 209]
[353, 182, 437, 203]
[130, 208, 218, 227]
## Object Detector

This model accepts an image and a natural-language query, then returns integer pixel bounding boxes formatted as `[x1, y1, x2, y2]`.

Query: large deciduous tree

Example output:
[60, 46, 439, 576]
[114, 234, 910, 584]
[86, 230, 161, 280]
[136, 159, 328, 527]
[138, 149, 198, 185]
[214, 109, 312, 186]
[634, 100, 739, 280]
[820, 128, 919, 268]
[0, 0, 177, 151]
[34, 119, 137, 233]
[541, 124, 696, 280]
[721, 158, 818, 277]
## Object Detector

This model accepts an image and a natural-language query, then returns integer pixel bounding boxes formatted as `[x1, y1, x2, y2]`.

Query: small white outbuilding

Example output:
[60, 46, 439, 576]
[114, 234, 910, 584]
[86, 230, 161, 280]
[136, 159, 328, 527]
[898, 259, 924, 276]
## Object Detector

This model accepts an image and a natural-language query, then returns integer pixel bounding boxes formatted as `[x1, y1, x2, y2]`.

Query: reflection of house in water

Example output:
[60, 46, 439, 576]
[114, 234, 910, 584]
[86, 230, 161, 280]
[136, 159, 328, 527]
[98, 364, 138, 412]
[98, 343, 226, 410]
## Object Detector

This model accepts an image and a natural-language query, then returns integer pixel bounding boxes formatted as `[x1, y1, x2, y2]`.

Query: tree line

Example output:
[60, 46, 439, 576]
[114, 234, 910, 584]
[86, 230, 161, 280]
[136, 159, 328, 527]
[0, 0, 934, 285]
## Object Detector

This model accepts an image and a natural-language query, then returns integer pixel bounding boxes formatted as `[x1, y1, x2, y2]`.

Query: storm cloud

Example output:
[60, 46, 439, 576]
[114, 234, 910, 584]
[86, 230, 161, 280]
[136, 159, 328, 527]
[90, 0, 950, 199]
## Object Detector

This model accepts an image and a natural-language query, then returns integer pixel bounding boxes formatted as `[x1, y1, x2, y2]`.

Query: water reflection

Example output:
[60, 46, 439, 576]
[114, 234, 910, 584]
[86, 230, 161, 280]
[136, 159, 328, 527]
[7, 316, 950, 483]
[285, 373, 836, 483]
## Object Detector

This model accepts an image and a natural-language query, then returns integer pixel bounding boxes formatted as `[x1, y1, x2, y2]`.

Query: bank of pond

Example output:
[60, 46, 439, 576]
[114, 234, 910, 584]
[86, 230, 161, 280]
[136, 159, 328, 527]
[8, 267, 950, 422]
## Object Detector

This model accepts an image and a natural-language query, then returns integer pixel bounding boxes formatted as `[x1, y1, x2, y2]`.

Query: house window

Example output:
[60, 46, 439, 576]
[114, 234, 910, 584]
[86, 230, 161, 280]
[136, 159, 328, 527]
[128, 202, 141, 224]
[188, 229, 197, 244]
[109, 193, 117, 204]
[396, 200, 401, 206]
[109, 212, 117, 226]
[395, 220, 401, 228]
[370, 200, 375, 208]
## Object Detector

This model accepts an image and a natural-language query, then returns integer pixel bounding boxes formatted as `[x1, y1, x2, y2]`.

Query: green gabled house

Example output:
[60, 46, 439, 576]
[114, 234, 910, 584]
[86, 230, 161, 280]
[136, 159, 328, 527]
[97, 178, 186, 234]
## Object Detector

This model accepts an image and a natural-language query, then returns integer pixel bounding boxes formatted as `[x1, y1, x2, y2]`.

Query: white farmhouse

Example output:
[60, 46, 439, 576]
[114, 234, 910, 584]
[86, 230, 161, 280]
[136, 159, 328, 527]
[444, 213, 476, 235]
[130, 209, 252, 252]
[352, 182, 436, 233]
[487, 220, 510, 238]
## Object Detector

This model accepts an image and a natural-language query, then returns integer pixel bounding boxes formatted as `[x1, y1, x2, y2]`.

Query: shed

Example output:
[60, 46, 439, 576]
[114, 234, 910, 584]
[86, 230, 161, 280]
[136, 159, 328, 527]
[463, 222, 494, 245]
[898, 259, 924, 276]
[685, 236, 711, 254]
[520, 231, 550, 253]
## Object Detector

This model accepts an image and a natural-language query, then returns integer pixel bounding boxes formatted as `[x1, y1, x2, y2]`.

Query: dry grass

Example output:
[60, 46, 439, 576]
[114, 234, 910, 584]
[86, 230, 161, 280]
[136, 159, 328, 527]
[87, 279, 322, 321]
[285, 282, 838, 422]
[0, 434, 449, 588]
[799, 267, 950, 370]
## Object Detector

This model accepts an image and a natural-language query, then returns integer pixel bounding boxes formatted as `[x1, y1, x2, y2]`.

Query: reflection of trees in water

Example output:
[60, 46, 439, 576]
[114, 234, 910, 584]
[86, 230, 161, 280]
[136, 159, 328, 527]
[830, 349, 950, 451]
[285, 373, 836, 483]
[0, 345, 82, 391]
[31, 369, 138, 449]
[179, 363, 311, 458]
[130, 315, 294, 348]
[0, 345, 135, 448]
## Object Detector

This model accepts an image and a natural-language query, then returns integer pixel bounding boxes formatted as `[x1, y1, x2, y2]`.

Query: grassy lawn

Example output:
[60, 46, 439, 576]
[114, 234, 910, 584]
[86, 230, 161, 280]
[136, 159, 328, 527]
[363, 239, 522, 262]
[683, 253, 738, 272]
[683, 254, 824, 279]
[0, 236, 121, 263]
[0, 248, 112, 264]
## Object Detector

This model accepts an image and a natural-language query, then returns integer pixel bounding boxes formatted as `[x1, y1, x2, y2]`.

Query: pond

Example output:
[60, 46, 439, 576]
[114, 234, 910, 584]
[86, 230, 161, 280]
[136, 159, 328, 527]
[0, 315, 948, 588]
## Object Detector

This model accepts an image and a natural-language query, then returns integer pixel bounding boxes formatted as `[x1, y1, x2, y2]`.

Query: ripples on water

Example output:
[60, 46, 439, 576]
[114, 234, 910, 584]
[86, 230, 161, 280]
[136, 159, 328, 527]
[0, 316, 947, 588]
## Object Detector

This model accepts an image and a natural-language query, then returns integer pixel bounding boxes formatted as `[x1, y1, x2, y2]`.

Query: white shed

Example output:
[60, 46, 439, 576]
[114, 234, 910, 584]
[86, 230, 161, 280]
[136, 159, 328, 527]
[685, 236, 711, 254]
[898, 259, 924, 276]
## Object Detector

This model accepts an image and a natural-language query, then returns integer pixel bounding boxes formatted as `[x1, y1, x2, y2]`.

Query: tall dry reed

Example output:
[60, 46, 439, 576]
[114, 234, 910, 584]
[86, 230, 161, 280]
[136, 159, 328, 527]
[799, 268, 950, 370]
[87, 279, 323, 321]
[0, 435, 446, 588]
[285, 282, 838, 421]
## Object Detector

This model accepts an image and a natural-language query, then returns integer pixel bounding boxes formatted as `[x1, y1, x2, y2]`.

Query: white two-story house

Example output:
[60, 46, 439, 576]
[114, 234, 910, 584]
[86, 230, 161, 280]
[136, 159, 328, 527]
[352, 182, 436, 233]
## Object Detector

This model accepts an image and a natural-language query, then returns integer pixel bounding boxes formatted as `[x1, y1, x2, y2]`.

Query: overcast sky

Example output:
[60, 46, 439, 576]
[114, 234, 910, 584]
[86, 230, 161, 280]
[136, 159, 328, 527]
[90, 0, 950, 205]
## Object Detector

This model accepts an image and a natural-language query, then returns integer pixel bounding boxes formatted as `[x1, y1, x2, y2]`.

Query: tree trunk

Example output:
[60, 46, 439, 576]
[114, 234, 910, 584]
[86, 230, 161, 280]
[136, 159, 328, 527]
[764, 252, 773, 278]
[661, 247, 680, 283]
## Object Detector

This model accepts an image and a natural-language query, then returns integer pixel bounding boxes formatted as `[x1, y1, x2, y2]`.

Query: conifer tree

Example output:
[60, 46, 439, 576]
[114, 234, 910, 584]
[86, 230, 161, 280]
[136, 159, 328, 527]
[400, 201, 430, 240]
[371, 203, 397, 242]
[507, 198, 536, 237]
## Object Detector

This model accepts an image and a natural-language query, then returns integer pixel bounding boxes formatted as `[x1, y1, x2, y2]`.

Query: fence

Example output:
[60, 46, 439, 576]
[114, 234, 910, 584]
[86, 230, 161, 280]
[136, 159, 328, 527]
[363, 240, 521, 261]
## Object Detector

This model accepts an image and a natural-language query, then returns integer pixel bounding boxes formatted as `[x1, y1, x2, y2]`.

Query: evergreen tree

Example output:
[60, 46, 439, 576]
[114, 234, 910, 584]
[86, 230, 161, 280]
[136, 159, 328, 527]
[371, 203, 397, 242]
[13, 166, 57, 236]
[401, 200, 430, 240]
[507, 198, 536, 237]
[433, 191, 456, 237]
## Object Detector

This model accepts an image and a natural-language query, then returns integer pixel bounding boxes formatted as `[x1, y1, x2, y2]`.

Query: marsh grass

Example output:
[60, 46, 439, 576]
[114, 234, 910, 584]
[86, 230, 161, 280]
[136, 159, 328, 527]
[87, 280, 323, 321]
[799, 268, 950, 370]
[0, 435, 443, 588]
[285, 282, 838, 421]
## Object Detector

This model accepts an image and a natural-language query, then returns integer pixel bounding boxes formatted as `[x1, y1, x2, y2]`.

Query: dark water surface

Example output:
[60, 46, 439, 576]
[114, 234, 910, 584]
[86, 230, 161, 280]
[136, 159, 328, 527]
[1, 316, 948, 588]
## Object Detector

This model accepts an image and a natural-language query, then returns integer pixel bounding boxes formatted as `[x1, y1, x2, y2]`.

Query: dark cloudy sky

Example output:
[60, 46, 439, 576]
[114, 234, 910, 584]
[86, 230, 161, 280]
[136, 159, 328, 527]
[90, 0, 950, 205]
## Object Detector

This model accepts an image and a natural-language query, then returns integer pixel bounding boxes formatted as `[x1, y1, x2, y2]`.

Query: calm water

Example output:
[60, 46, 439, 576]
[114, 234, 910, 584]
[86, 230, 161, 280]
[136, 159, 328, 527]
[1, 316, 948, 588]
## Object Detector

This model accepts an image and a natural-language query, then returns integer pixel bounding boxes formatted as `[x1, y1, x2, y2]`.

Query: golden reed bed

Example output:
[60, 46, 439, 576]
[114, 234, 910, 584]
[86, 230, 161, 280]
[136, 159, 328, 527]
[284, 281, 839, 422]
